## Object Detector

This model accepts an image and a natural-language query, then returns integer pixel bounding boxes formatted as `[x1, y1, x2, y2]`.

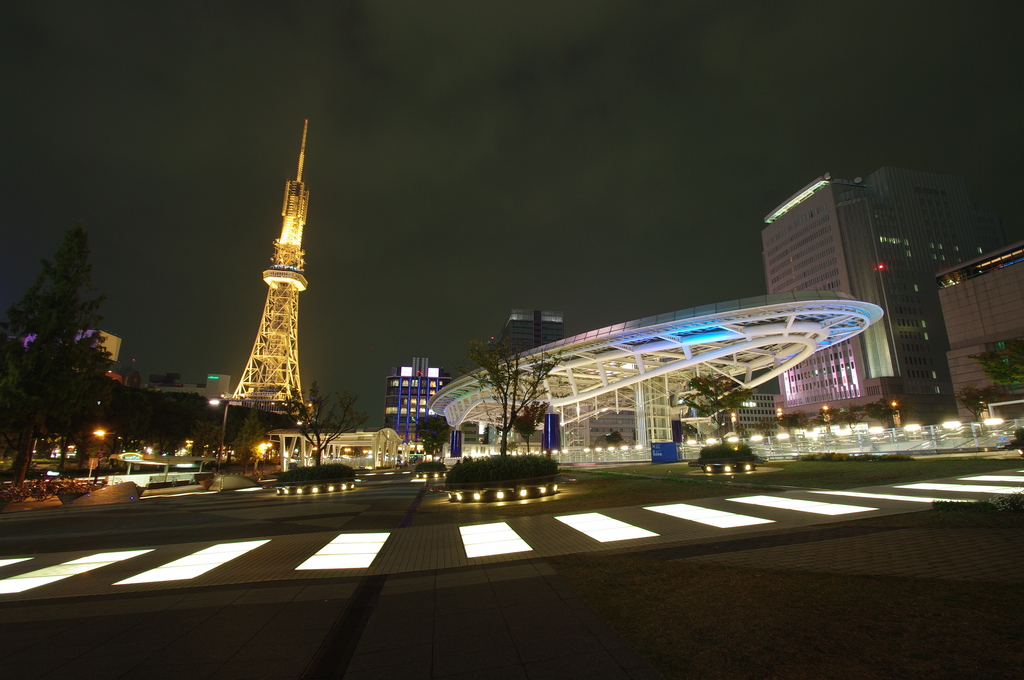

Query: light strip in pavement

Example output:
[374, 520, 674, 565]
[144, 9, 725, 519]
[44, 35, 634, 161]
[810, 491, 961, 503]
[0, 550, 153, 594]
[644, 503, 775, 528]
[555, 513, 658, 542]
[896, 484, 1023, 494]
[295, 533, 390, 570]
[460, 523, 532, 558]
[115, 540, 269, 585]
[0, 558, 33, 569]
[958, 476, 1024, 483]
[728, 495, 877, 515]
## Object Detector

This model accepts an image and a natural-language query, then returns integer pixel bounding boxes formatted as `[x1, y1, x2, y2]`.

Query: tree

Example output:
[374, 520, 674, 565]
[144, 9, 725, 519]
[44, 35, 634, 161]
[777, 411, 812, 433]
[863, 398, 906, 428]
[678, 375, 754, 437]
[0, 225, 112, 485]
[232, 409, 266, 474]
[416, 415, 450, 459]
[286, 382, 367, 466]
[825, 404, 865, 427]
[512, 402, 548, 452]
[754, 417, 778, 437]
[970, 339, 1024, 385]
[954, 385, 1005, 422]
[463, 340, 561, 456]
[604, 430, 625, 447]
[190, 420, 223, 457]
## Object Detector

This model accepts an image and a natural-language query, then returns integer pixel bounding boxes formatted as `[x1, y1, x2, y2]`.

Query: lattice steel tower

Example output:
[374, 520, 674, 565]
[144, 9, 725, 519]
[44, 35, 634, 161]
[234, 121, 310, 403]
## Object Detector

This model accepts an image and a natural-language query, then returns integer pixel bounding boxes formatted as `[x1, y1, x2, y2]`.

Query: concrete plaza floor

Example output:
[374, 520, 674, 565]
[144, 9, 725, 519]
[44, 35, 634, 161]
[0, 466, 1021, 678]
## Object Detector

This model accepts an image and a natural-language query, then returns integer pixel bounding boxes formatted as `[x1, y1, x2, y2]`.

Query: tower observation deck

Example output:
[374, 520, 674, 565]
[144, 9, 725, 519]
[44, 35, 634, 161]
[233, 122, 310, 404]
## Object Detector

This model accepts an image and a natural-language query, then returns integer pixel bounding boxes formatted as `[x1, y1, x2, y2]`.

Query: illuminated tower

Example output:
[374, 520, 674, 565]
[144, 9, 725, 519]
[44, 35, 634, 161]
[234, 121, 310, 403]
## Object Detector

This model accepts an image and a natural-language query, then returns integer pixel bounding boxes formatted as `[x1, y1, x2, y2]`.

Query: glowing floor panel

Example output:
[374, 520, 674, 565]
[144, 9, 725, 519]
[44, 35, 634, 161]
[0, 558, 33, 569]
[728, 495, 877, 515]
[0, 550, 153, 594]
[554, 513, 658, 542]
[295, 533, 390, 570]
[460, 523, 532, 558]
[115, 540, 269, 585]
[958, 476, 1024, 483]
[810, 491, 959, 503]
[644, 503, 775, 528]
[896, 483, 1023, 494]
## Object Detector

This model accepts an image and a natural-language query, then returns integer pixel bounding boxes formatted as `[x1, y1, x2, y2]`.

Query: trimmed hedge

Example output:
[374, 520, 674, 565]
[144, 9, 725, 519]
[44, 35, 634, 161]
[445, 455, 558, 484]
[992, 489, 1024, 512]
[415, 461, 447, 473]
[932, 500, 998, 513]
[800, 453, 915, 462]
[275, 463, 355, 483]
[933, 491, 1024, 513]
[698, 443, 754, 459]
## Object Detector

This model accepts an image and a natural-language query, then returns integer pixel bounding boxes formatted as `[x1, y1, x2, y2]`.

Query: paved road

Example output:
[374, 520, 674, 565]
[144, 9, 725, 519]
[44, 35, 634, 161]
[1, 467, 1021, 679]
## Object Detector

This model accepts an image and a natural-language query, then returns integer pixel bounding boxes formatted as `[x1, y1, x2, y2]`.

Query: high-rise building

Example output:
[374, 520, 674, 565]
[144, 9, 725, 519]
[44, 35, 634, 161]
[383, 358, 451, 444]
[234, 122, 310, 405]
[937, 240, 1024, 417]
[496, 309, 564, 352]
[762, 167, 1004, 423]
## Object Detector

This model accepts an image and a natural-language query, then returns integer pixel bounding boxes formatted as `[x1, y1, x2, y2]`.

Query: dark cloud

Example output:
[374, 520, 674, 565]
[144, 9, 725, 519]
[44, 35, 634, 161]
[3, 0, 1022, 423]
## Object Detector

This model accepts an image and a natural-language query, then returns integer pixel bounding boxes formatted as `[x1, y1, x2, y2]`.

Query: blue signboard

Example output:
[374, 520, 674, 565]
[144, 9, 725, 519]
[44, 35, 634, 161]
[650, 442, 679, 464]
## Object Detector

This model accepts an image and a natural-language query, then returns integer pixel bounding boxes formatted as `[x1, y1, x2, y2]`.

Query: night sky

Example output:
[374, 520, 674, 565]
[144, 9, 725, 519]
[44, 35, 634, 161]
[3, 1, 1022, 425]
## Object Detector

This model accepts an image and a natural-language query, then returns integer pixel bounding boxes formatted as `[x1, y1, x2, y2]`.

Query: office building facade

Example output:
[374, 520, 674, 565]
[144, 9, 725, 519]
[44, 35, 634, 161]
[496, 309, 564, 352]
[937, 240, 1024, 417]
[762, 167, 1004, 423]
[383, 358, 451, 444]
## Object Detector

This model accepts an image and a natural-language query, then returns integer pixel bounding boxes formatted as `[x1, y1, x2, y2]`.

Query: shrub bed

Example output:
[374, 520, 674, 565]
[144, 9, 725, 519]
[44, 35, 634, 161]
[800, 453, 915, 462]
[275, 463, 355, 483]
[414, 461, 447, 473]
[932, 500, 998, 512]
[992, 489, 1024, 512]
[698, 443, 753, 459]
[445, 455, 558, 484]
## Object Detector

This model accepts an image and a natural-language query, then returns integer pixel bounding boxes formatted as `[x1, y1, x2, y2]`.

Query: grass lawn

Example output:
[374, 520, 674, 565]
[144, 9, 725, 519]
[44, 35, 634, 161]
[602, 456, 1022, 489]
[550, 509, 1024, 680]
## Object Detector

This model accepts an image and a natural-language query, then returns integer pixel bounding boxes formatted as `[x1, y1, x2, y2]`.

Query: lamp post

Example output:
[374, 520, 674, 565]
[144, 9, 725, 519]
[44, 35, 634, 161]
[891, 400, 902, 428]
[209, 399, 231, 473]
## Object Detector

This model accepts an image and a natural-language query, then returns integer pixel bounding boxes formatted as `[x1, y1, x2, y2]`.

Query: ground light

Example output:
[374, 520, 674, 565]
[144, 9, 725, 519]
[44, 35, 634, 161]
[296, 533, 390, 569]
[0, 551, 153, 594]
[459, 523, 532, 558]
[645, 503, 774, 528]
[728, 495, 877, 516]
[555, 513, 657, 542]
[115, 541, 269, 585]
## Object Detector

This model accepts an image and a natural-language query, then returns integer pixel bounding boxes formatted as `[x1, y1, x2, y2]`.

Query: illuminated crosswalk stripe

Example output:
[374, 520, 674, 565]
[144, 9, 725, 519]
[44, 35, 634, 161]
[958, 476, 1024, 483]
[460, 523, 532, 558]
[0, 550, 153, 594]
[896, 483, 1023, 494]
[644, 503, 774, 528]
[115, 540, 269, 585]
[555, 513, 658, 542]
[728, 495, 877, 516]
[810, 490, 960, 503]
[295, 533, 390, 570]
[0, 558, 34, 569]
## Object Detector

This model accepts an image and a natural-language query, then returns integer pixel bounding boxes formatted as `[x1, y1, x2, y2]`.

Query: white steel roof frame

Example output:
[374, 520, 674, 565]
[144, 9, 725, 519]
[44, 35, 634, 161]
[429, 292, 882, 430]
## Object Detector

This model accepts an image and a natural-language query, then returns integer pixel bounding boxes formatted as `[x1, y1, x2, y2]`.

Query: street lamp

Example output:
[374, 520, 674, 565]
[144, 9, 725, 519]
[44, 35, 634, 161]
[209, 398, 231, 472]
[891, 400, 902, 428]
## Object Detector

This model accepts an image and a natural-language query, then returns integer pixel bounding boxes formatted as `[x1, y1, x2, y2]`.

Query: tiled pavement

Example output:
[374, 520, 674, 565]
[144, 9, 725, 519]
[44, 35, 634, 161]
[0, 467, 1021, 678]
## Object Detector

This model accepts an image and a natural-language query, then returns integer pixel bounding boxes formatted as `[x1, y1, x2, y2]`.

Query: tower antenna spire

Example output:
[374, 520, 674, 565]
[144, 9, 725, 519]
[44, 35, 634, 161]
[296, 119, 308, 181]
